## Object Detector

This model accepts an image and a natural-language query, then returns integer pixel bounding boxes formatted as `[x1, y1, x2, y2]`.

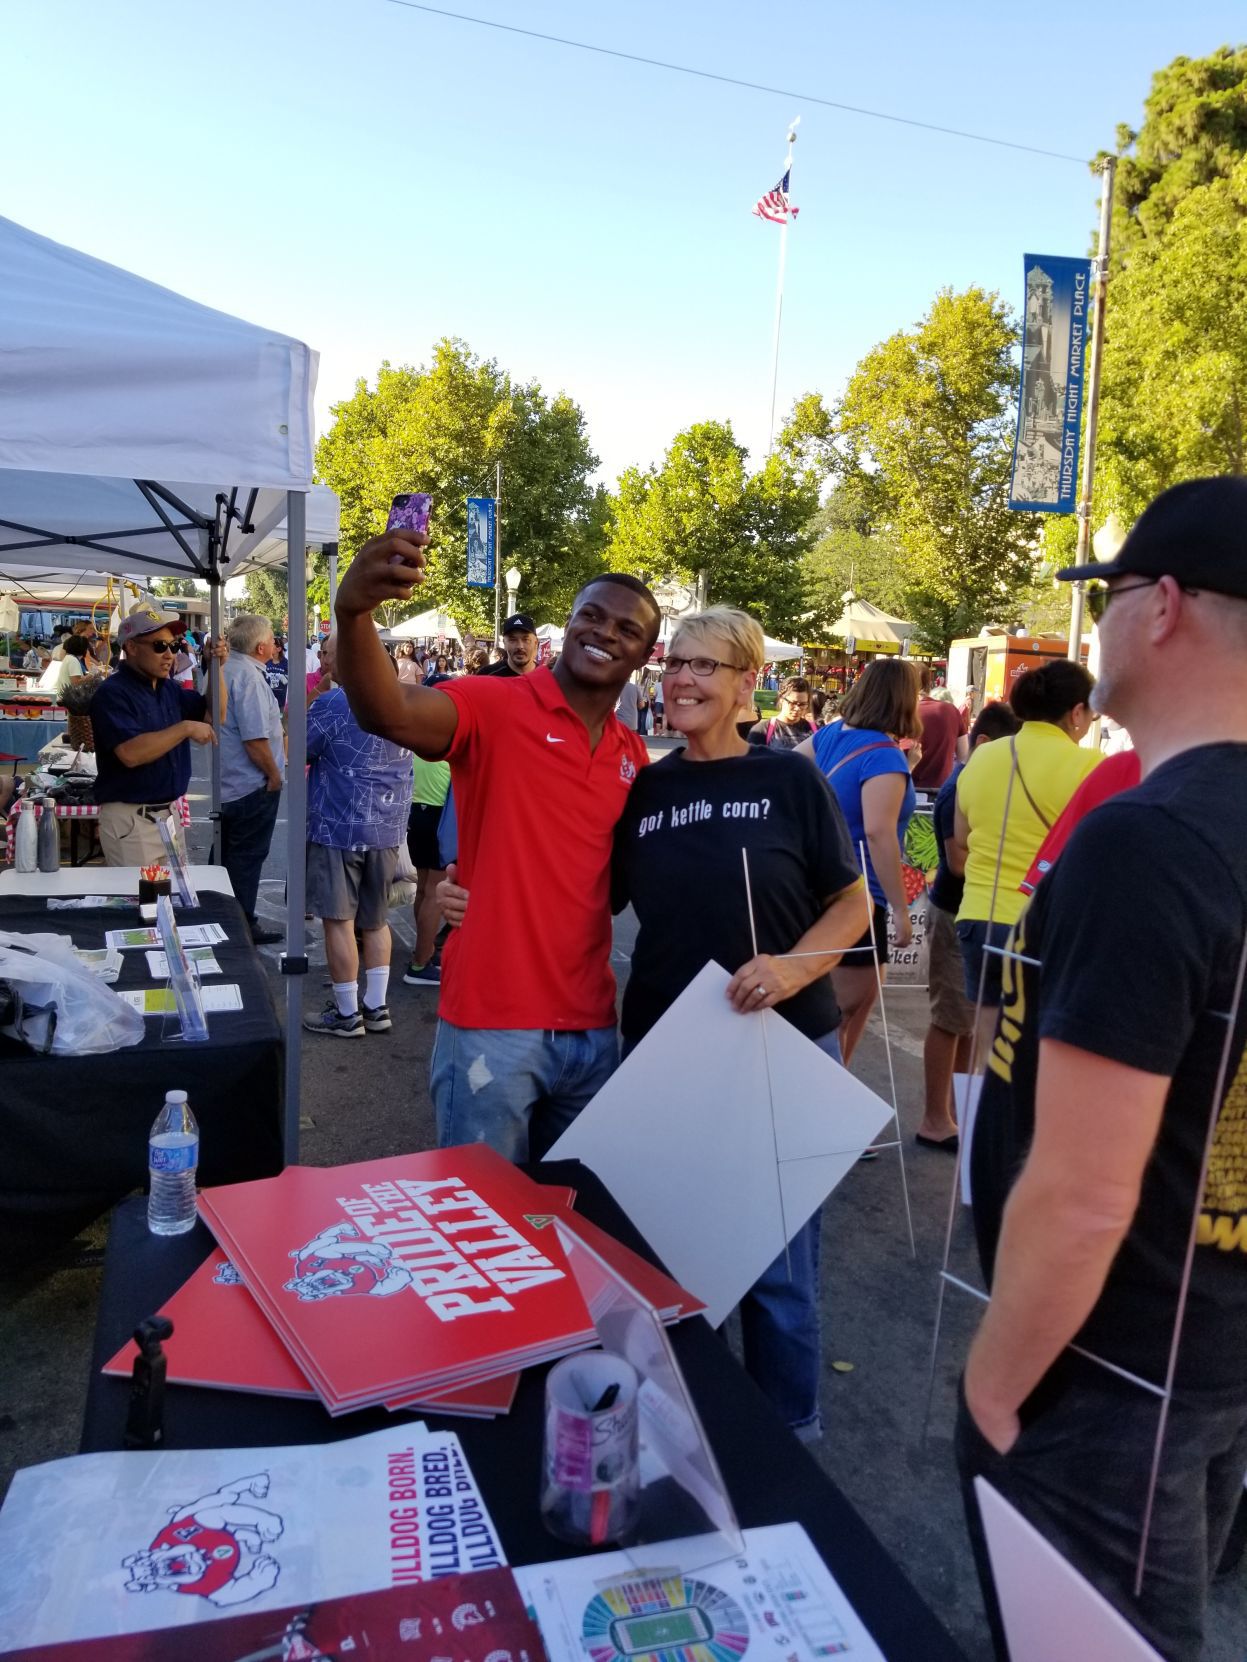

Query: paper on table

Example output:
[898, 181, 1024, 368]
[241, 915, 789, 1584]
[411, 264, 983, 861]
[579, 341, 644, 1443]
[145, 947, 221, 977]
[106, 923, 226, 950]
[0, 1427, 505, 1650]
[513, 1520, 885, 1662]
[548, 961, 894, 1328]
[120, 983, 242, 1016]
[976, 1479, 1165, 1661]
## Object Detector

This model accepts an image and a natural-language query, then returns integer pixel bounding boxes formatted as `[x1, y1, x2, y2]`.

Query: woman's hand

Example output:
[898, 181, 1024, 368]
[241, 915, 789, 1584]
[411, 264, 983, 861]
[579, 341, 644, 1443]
[726, 953, 810, 1013]
[891, 908, 913, 949]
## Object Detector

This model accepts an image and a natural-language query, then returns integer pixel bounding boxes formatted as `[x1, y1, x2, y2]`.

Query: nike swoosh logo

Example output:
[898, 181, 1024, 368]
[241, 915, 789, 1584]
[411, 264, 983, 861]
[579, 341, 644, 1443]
[545, 734, 566, 744]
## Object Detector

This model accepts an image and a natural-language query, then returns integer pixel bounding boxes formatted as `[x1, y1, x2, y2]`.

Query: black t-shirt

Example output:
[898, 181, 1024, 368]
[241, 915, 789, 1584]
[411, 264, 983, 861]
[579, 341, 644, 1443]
[927, 763, 963, 914]
[478, 660, 520, 677]
[747, 717, 815, 751]
[612, 746, 861, 1046]
[971, 743, 1247, 1403]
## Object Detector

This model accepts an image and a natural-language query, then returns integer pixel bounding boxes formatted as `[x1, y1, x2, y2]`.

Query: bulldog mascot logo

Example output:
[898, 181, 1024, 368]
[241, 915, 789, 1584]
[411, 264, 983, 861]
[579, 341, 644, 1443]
[122, 1472, 283, 1608]
[283, 1221, 414, 1303]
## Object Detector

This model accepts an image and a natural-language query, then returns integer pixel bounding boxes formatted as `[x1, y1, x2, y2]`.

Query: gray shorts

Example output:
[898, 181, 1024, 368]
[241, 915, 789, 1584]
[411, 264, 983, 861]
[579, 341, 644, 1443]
[306, 843, 399, 929]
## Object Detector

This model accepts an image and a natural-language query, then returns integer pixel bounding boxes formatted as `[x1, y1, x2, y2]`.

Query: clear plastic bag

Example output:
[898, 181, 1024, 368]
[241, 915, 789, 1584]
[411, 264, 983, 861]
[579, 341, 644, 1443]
[0, 940, 145, 1055]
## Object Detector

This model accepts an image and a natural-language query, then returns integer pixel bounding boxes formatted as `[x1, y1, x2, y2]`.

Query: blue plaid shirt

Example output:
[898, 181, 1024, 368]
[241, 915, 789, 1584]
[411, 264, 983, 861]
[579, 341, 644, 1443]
[306, 687, 412, 850]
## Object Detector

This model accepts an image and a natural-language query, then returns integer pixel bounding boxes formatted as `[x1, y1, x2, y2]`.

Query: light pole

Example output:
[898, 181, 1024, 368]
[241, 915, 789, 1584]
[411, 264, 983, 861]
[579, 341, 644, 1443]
[505, 566, 521, 617]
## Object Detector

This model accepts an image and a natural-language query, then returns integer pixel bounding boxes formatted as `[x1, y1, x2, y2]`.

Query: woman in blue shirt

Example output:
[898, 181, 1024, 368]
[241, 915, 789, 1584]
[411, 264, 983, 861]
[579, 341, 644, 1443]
[797, 659, 921, 1064]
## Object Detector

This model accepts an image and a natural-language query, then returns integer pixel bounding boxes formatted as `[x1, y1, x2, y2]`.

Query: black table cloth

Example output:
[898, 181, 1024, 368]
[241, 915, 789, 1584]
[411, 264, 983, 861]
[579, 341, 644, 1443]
[0, 891, 283, 1264]
[81, 1169, 965, 1661]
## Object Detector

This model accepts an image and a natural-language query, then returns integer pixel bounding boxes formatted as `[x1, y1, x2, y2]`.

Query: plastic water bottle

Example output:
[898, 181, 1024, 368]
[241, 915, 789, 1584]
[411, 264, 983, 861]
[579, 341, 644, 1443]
[13, 800, 38, 874]
[147, 1091, 199, 1236]
[36, 796, 60, 873]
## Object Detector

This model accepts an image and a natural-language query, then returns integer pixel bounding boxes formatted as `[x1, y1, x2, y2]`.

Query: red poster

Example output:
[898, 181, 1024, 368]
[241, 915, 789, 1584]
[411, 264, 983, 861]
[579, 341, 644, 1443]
[197, 1147, 596, 1411]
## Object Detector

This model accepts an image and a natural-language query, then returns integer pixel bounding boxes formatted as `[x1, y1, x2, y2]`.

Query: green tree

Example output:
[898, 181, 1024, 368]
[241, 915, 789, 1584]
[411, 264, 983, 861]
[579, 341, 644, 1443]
[153, 576, 204, 598]
[800, 482, 909, 635]
[605, 414, 821, 637]
[836, 287, 1042, 651]
[1107, 46, 1247, 272]
[315, 339, 606, 635]
[1098, 157, 1247, 522]
[240, 563, 289, 629]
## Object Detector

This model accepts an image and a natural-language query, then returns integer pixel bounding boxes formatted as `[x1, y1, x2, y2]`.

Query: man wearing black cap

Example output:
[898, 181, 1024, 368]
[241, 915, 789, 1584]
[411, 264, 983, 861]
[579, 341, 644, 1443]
[958, 476, 1247, 1661]
[478, 613, 538, 677]
[90, 602, 226, 866]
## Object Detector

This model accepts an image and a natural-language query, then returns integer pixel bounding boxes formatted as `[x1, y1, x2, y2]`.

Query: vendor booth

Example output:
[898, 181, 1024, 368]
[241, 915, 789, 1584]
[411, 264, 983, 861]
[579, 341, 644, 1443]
[0, 211, 331, 1163]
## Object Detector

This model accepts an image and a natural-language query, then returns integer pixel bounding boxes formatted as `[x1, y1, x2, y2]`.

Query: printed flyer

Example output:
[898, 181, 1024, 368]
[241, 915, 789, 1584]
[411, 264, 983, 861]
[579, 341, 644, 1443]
[0, 1427, 505, 1650]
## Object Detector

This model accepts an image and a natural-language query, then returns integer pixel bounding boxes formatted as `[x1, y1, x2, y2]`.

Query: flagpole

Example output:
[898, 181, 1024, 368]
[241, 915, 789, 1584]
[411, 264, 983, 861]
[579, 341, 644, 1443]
[767, 120, 798, 453]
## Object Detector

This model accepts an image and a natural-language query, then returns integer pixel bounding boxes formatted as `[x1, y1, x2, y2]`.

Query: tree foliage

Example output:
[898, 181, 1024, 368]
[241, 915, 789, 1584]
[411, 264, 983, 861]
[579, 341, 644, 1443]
[1106, 46, 1247, 272]
[835, 288, 1042, 650]
[605, 412, 823, 637]
[153, 576, 204, 598]
[799, 481, 909, 635]
[314, 340, 606, 634]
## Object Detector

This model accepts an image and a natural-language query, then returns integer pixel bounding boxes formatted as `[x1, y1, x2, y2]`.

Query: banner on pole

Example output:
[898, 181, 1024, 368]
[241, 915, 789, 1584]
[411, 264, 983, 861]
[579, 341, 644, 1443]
[466, 497, 496, 588]
[1008, 254, 1093, 514]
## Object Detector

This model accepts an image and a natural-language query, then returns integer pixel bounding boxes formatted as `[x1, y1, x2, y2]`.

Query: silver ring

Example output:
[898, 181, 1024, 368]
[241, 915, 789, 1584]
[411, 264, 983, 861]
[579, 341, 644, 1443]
[753, 983, 767, 998]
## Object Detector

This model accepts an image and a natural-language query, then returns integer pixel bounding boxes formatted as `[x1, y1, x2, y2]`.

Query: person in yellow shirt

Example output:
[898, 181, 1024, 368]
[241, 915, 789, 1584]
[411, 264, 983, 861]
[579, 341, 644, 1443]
[950, 658, 1100, 1064]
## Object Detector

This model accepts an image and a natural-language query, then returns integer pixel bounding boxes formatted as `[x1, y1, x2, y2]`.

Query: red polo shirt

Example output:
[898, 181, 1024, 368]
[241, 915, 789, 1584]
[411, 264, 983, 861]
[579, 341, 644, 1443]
[439, 667, 649, 1030]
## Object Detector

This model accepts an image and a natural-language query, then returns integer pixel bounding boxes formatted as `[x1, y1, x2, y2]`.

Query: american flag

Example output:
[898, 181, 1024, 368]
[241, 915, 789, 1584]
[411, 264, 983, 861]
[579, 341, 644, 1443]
[752, 169, 799, 224]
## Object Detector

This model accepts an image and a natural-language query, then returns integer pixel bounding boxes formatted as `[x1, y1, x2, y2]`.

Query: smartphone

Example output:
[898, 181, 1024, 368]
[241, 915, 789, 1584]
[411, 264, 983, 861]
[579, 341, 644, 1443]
[387, 493, 432, 536]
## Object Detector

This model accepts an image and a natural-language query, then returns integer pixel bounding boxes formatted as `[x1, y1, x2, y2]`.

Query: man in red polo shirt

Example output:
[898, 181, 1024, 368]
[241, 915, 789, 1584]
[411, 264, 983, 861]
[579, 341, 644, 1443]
[335, 525, 657, 1161]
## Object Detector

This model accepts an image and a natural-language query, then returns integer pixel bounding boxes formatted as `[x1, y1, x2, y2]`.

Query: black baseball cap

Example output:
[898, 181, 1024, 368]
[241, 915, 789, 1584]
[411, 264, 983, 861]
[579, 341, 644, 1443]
[501, 613, 536, 635]
[1057, 476, 1247, 599]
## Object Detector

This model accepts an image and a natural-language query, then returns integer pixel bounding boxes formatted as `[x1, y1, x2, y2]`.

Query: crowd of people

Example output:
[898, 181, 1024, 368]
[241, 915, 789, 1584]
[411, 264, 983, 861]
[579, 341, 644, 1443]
[321, 472, 1244, 1662]
[10, 473, 1243, 1661]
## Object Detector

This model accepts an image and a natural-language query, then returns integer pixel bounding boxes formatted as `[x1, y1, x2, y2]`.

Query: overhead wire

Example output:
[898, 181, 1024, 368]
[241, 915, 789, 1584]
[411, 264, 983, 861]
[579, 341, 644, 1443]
[381, 0, 1089, 166]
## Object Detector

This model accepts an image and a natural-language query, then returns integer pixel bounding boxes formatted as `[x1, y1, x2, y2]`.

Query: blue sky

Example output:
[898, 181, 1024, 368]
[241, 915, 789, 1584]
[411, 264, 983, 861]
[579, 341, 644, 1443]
[4, 2, 1241, 485]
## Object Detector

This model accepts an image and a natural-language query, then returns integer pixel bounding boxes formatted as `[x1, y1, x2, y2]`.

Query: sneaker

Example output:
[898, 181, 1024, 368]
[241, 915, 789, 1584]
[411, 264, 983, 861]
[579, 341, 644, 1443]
[362, 1001, 392, 1033]
[303, 1001, 364, 1039]
[402, 959, 441, 986]
[250, 925, 285, 946]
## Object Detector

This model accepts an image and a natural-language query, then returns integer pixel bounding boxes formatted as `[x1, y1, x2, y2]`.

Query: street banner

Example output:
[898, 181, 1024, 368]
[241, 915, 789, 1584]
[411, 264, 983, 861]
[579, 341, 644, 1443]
[466, 497, 495, 589]
[1008, 254, 1093, 513]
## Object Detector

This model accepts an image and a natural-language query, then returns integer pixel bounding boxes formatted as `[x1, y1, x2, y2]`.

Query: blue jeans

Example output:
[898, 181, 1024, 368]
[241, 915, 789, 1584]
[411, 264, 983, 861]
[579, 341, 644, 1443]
[430, 1021, 619, 1163]
[618, 1025, 842, 1438]
[219, 785, 281, 926]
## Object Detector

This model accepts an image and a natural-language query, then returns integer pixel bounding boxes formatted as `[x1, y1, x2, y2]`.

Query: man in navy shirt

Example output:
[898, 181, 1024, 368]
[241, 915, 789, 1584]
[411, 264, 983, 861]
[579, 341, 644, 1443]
[90, 602, 221, 866]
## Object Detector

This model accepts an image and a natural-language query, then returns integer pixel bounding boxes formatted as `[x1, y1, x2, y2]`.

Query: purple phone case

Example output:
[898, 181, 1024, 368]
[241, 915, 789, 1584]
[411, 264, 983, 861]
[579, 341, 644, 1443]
[387, 493, 431, 535]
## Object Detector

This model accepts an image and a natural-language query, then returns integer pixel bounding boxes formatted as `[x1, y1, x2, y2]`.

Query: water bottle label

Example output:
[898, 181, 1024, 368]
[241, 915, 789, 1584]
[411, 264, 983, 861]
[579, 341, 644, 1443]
[150, 1142, 198, 1174]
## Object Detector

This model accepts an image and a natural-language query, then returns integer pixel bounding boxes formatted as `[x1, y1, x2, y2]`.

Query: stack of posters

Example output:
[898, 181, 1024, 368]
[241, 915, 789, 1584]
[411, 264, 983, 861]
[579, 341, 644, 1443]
[196, 1147, 598, 1414]
[103, 1149, 705, 1418]
[0, 1427, 507, 1651]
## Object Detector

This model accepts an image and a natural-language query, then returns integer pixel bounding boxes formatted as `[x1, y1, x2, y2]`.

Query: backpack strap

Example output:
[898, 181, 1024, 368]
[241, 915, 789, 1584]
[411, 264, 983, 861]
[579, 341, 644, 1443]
[824, 739, 896, 780]
[1009, 735, 1053, 831]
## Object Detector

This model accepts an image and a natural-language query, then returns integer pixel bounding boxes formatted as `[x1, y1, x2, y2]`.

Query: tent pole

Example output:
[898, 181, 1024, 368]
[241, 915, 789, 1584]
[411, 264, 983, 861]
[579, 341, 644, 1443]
[207, 559, 223, 863]
[281, 492, 309, 1165]
[326, 542, 339, 613]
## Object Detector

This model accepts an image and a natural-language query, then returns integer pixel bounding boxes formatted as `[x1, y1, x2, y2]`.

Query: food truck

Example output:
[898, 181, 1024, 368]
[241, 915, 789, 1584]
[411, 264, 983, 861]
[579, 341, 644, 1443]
[946, 629, 1091, 717]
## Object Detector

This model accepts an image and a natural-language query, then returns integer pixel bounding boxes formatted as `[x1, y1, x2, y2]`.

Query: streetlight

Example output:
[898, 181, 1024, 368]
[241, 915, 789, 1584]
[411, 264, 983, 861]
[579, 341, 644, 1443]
[505, 567, 522, 610]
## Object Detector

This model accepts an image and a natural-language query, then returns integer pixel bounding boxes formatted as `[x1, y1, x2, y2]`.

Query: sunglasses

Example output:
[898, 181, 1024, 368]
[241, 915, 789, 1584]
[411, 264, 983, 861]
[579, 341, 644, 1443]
[1085, 576, 1201, 623]
[140, 638, 177, 653]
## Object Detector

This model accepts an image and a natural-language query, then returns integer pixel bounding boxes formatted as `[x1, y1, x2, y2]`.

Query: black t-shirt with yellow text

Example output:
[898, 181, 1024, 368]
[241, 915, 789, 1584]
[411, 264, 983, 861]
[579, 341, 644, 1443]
[972, 743, 1247, 1403]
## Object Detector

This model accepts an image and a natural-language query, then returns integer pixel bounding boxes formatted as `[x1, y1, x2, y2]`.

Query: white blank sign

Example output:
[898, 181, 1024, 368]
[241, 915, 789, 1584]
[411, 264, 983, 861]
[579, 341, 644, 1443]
[547, 962, 894, 1328]
[976, 1479, 1165, 1662]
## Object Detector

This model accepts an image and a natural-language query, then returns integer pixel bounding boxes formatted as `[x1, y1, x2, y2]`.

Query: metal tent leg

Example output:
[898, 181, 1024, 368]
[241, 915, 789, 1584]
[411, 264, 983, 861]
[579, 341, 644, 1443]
[281, 491, 309, 1165]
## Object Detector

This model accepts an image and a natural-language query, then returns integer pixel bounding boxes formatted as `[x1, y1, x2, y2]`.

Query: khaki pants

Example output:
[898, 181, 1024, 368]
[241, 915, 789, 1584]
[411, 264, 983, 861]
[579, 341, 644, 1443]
[98, 801, 176, 868]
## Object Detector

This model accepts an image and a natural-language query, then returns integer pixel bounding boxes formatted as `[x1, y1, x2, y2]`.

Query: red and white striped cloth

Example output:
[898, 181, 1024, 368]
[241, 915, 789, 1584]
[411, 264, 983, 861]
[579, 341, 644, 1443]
[3, 797, 190, 864]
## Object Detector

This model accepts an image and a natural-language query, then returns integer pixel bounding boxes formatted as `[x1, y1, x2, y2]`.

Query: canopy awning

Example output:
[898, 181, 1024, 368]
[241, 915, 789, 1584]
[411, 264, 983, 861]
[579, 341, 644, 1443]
[388, 608, 462, 641]
[827, 599, 914, 646]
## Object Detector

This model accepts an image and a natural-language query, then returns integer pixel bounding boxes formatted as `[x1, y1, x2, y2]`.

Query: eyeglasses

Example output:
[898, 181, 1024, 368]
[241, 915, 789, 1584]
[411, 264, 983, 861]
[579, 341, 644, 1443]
[141, 638, 177, 653]
[1085, 576, 1201, 622]
[780, 697, 811, 710]
[662, 656, 746, 678]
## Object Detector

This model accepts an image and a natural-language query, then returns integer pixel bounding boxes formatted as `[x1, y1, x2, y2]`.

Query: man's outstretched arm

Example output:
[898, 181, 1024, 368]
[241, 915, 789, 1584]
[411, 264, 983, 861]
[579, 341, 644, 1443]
[335, 529, 458, 758]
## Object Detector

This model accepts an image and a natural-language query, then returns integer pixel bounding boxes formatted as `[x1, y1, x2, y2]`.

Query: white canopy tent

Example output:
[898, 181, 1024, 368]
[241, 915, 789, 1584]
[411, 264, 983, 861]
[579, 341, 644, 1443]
[0, 213, 325, 1160]
[827, 599, 915, 649]
[388, 608, 462, 642]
